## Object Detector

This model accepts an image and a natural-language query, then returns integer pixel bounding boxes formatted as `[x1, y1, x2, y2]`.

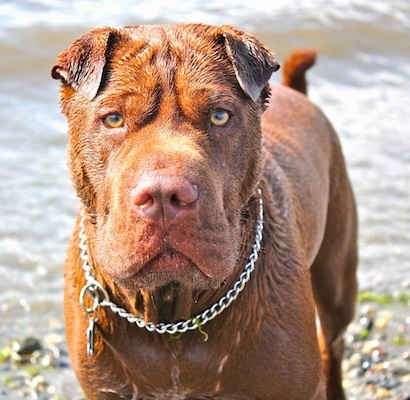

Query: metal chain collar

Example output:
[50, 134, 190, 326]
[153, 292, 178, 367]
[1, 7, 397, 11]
[79, 189, 263, 355]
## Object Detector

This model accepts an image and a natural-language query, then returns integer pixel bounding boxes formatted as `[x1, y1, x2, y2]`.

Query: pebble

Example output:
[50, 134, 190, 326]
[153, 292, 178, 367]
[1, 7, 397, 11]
[10, 337, 42, 363]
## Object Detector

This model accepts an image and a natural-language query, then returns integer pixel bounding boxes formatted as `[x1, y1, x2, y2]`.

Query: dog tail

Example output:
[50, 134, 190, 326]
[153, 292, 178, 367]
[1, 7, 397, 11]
[282, 48, 317, 96]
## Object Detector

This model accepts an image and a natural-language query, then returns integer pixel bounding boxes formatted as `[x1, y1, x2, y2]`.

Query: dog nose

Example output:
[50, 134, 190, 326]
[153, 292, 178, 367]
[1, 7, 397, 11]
[131, 175, 199, 220]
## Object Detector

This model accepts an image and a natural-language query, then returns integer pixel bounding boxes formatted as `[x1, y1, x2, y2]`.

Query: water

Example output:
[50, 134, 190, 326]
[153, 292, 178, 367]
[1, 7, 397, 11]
[0, 0, 409, 364]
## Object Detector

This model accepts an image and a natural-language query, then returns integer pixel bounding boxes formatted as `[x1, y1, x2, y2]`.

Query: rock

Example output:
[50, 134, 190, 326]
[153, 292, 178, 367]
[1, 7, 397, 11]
[10, 337, 42, 363]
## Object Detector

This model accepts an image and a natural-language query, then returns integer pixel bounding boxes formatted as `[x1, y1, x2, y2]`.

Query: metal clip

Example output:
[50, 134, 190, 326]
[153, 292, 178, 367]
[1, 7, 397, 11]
[86, 317, 96, 356]
[79, 279, 109, 356]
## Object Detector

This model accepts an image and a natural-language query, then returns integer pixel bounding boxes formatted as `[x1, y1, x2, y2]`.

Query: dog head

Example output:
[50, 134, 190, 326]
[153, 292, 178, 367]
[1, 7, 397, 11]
[52, 24, 278, 291]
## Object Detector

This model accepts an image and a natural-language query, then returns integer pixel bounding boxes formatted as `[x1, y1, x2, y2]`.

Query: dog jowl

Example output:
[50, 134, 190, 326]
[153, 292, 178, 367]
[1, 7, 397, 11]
[53, 23, 357, 400]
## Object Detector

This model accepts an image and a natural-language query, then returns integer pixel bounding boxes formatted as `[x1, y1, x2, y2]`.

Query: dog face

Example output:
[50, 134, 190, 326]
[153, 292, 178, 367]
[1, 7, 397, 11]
[53, 24, 278, 291]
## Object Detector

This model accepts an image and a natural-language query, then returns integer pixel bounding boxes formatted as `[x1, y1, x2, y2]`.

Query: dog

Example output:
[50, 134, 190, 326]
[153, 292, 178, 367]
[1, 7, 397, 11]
[52, 23, 358, 400]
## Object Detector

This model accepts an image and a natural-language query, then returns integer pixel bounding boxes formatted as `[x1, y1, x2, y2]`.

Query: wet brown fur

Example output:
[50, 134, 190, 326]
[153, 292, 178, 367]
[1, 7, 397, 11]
[53, 24, 357, 400]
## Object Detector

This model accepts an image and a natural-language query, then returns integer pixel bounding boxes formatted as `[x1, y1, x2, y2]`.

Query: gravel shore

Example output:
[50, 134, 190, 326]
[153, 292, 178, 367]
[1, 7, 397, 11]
[1, 293, 409, 400]
[342, 294, 410, 400]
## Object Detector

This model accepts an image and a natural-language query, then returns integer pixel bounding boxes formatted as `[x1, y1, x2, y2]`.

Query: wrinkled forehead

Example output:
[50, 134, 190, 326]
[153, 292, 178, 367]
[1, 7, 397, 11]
[106, 25, 238, 95]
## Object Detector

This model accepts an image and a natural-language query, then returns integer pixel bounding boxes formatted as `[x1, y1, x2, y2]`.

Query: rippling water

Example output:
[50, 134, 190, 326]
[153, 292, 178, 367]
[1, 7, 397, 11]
[0, 0, 409, 352]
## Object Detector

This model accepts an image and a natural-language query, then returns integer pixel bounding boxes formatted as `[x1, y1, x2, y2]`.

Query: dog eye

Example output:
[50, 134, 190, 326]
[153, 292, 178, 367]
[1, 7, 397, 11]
[104, 113, 124, 128]
[210, 109, 230, 126]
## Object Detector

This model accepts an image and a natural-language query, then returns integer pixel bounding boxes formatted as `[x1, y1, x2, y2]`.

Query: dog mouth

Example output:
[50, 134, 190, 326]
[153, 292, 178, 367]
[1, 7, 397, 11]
[113, 249, 219, 291]
[143, 249, 195, 274]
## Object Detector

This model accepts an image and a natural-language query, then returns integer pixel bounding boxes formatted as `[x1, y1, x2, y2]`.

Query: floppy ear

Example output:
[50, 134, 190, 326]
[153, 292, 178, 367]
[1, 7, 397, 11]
[216, 26, 280, 102]
[51, 29, 115, 100]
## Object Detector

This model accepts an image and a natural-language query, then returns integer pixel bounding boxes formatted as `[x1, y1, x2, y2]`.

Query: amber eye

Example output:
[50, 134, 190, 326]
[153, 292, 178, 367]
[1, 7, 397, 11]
[210, 109, 230, 126]
[104, 113, 124, 128]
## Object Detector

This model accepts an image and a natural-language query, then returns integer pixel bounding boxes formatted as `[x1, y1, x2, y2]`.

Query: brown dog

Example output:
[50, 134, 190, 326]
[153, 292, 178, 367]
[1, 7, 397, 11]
[52, 24, 357, 400]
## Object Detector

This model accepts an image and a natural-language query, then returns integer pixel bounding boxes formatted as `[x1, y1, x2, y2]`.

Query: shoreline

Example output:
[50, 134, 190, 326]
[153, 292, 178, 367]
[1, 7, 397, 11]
[1, 293, 410, 399]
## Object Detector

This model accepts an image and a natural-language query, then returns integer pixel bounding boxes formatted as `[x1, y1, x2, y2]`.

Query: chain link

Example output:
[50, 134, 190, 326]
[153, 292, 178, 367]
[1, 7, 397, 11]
[78, 189, 263, 338]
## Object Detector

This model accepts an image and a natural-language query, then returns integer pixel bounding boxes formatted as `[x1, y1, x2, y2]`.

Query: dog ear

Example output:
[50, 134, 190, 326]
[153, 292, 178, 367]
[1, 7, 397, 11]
[218, 27, 280, 102]
[51, 29, 114, 100]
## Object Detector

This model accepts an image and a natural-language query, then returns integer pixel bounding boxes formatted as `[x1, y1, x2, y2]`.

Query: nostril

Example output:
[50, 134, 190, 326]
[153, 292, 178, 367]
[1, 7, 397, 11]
[171, 194, 184, 207]
[171, 183, 199, 208]
[133, 191, 154, 209]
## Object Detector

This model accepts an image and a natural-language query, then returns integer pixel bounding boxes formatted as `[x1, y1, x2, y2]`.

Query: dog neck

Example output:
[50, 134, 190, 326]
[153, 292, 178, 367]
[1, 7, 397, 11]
[139, 283, 198, 324]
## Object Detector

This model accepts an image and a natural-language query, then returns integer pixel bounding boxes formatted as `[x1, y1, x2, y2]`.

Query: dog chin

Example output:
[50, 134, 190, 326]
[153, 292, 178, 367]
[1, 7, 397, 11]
[114, 264, 223, 292]
[115, 250, 223, 291]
